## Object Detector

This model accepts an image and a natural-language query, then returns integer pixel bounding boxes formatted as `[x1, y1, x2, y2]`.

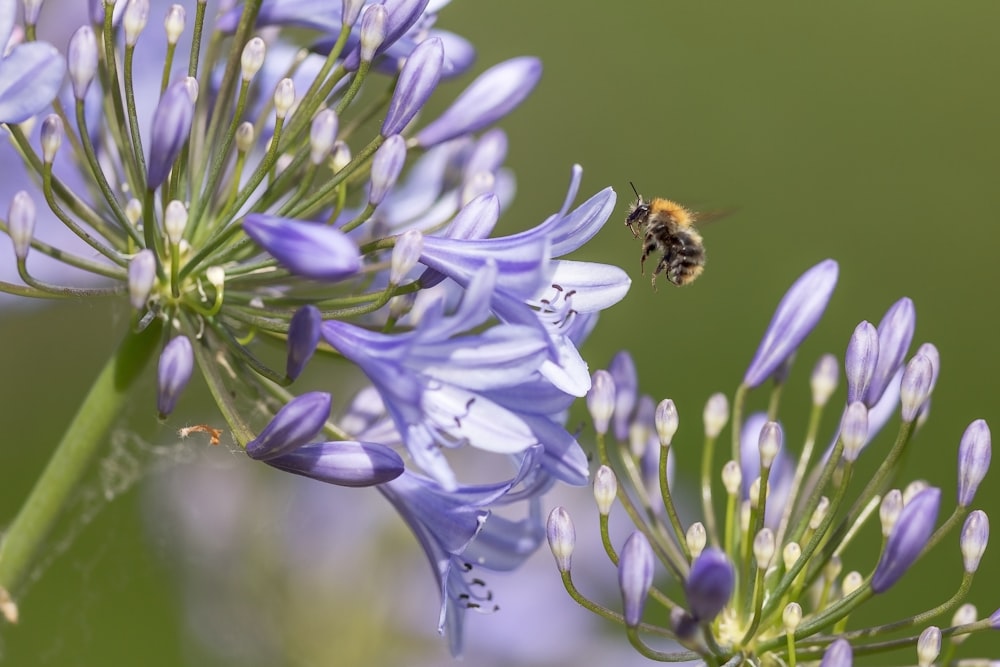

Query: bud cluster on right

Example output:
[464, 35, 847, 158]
[547, 259, 998, 665]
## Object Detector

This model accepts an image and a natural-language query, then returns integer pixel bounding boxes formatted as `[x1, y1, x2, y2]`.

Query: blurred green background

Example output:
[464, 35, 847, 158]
[2, 0, 999, 664]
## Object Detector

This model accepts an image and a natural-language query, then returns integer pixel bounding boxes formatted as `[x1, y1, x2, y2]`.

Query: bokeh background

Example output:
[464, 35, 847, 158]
[2, 1, 999, 665]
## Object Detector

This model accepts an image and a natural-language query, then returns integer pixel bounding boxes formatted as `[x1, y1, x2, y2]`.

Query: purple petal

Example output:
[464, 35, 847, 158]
[265, 441, 404, 487]
[0, 42, 65, 124]
[416, 57, 542, 147]
[382, 38, 443, 136]
[147, 78, 195, 190]
[744, 260, 839, 388]
[845, 321, 879, 404]
[957, 419, 991, 507]
[865, 298, 915, 406]
[242, 214, 361, 281]
[618, 531, 654, 626]
[820, 639, 853, 667]
[871, 486, 940, 593]
[685, 547, 735, 621]
[286, 305, 322, 381]
[157, 335, 194, 418]
[245, 392, 332, 460]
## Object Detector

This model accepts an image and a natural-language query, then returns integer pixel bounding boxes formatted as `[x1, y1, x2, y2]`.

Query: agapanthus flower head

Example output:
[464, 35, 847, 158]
[547, 261, 997, 665]
[0, 0, 629, 650]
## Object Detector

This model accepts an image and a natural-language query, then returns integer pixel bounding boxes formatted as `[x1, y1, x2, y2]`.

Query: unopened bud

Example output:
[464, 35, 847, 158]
[358, 4, 387, 63]
[686, 522, 706, 558]
[164, 4, 186, 44]
[273, 78, 295, 119]
[40, 114, 63, 163]
[124, 0, 150, 46]
[241, 37, 266, 81]
[655, 399, 678, 446]
[309, 109, 338, 165]
[916, 626, 941, 667]
[127, 249, 157, 309]
[546, 507, 575, 573]
[68, 25, 98, 100]
[587, 370, 615, 436]
[879, 489, 903, 537]
[235, 121, 255, 153]
[703, 392, 729, 439]
[164, 200, 187, 244]
[721, 460, 741, 495]
[811, 353, 839, 406]
[8, 191, 36, 260]
[593, 465, 617, 516]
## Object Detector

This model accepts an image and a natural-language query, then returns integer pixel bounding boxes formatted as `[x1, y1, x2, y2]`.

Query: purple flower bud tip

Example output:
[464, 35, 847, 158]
[743, 260, 838, 388]
[684, 547, 734, 622]
[242, 214, 361, 282]
[286, 305, 322, 381]
[382, 37, 443, 136]
[246, 392, 332, 460]
[368, 135, 407, 205]
[546, 507, 575, 573]
[845, 321, 878, 404]
[899, 353, 934, 422]
[265, 441, 404, 487]
[958, 419, 991, 507]
[871, 486, 940, 593]
[820, 638, 853, 667]
[147, 78, 196, 190]
[618, 531, 655, 627]
[990, 607, 1000, 629]
[157, 335, 194, 418]
[865, 297, 915, 405]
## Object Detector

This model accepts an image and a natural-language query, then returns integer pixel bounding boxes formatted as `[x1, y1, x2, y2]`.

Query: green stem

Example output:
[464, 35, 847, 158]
[0, 322, 162, 601]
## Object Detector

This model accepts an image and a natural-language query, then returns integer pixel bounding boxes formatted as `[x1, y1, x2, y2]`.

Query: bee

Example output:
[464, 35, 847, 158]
[625, 182, 705, 289]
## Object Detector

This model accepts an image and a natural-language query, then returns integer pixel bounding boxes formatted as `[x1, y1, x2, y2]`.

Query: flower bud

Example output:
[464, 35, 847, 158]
[609, 351, 638, 441]
[721, 460, 741, 495]
[867, 297, 915, 406]
[618, 531, 655, 627]
[164, 5, 186, 44]
[157, 335, 194, 418]
[68, 25, 98, 100]
[951, 603, 977, 642]
[382, 37, 443, 136]
[820, 638, 852, 667]
[240, 37, 265, 81]
[811, 353, 839, 407]
[743, 260, 838, 388]
[40, 114, 63, 163]
[242, 214, 361, 282]
[845, 321, 878, 404]
[840, 401, 869, 462]
[879, 489, 903, 537]
[164, 200, 187, 244]
[783, 602, 802, 632]
[125, 198, 142, 226]
[389, 229, 422, 285]
[358, 4, 387, 63]
[957, 419, 991, 507]
[330, 140, 351, 172]
[286, 305, 321, 381]
[416, 57, 543, 147]
[369, 134, 406, 206]
[342, 0, 364, 27]
[8, 190, 35, 260]
[782, 542, 801, 571]
[546, 507, 575, 573]
[758, 421, 782, 469]
[960, 510, 988, 574]
[916, 625, 941, 667]
[309, 109, 338, 165]
[593, 465, 617, 516]
[753, 528, 775, 568]
[842, 570, 863, 596]
[245, 392, 332, 460]
[655, 399, 678, 447]
[124, 0, 150, 46]
[235, 121, 255, 153]
[900, 353, 934, 422]
[265, 441, 404, 487]
[810, 496, 830, 531]
[127, 249, 156, 310]
[147, 78, 196, 189]
[684, 547, 734, 622]
[23, 0, 43, 24]
[273, 78, 295, 119]
[586, 370, 615, 436]
[703, 392, 729, 439]
[872, 486, 940, 593]
[686, 522, 706, 558]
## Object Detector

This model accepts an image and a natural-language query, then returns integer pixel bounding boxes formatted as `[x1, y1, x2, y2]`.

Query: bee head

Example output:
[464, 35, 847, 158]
[625, 181, 647, 236]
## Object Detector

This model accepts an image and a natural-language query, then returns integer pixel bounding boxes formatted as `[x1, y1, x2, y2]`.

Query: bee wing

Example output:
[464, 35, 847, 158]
[693, 207, 739, 227]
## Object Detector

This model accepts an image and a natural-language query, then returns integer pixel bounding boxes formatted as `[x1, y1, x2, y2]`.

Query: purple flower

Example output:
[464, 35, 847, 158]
[845, 321, 878, 404]
[957, 419, 991, 507]
[242, 214, 361, 281]
[685, 547, 734, 621]
[871, 486, 940, 593]
[382, 38, 443, 136]
[0, 3, 64, 123]
[368, 135, 407, 205]
[820, 639, 852, 667]
[378, 449, 544, 656]
[744, 259, 838, 388]
[546, 506, 575, 573]
[286, 306, 322, 381]
[157, 335, 194, 418]
[264, 440, 404, 487]
[865, 298, 915, 406]
[618, 531, 654, 627]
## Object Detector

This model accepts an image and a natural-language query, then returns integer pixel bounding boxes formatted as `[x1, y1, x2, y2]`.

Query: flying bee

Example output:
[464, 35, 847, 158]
[625, 182, 706, 289]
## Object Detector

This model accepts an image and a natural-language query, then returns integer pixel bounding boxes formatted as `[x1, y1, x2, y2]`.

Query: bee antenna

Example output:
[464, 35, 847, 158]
[629, 181, 641, 200]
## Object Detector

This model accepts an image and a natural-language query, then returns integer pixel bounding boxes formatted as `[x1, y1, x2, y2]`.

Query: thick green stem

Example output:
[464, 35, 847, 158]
[0, 322, 162, 601]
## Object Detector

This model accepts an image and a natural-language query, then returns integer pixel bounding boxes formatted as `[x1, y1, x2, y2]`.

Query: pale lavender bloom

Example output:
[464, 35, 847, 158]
[957, 419, 991, 507]
[864, 298, 915, 406]
[960, 510, 988, 573]
[415, 57, 543, 147]
[744, 259, 839, 388]
[618, 531, 654, 627]
[379, 448, 544, 656]
[899, 353, 934, 422]
[246, 392, 332, 460]
[67, 25, 98, 100]
[546, 506, 575, 572]
[871, 486, 940, 593]
[685, 547, 734, 622]
[157, 335, 194, 418]
[286, 305, 322, 381]
[0, 0, 64, 123]
[242, 214, 361, 281]
[265, 440, 404, 487]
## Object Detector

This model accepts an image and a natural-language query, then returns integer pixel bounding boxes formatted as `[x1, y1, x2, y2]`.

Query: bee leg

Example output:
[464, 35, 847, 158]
[652, 250, 674, 290]
[640, 242, 656, 275]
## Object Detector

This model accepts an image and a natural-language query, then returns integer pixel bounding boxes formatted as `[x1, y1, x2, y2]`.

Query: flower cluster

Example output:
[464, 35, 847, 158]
[548, 259, 997, 665]
[0, 0, 629, 650]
